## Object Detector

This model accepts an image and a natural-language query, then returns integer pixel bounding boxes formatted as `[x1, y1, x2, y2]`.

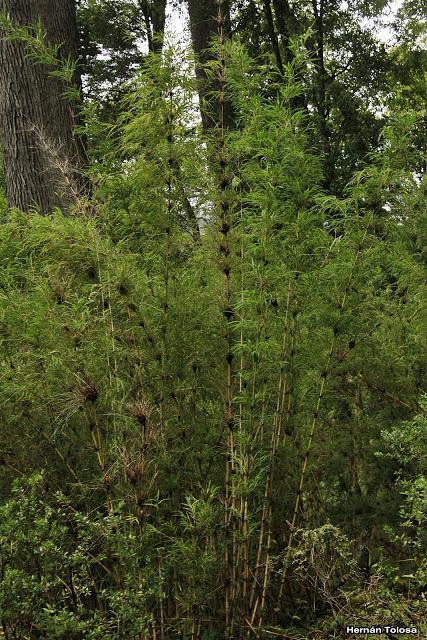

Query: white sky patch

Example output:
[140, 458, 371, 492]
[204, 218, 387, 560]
[361, 0, 404, 44]
[165, 1, 191, 47]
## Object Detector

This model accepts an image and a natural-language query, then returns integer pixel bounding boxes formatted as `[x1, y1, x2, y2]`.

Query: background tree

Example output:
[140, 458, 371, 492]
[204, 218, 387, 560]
[234, 0, 395, 193]
[139, 0, 167, 53]
[0, 0, 89, 214]
[77, 0, 168, 98]
[187, 0, 234, 131]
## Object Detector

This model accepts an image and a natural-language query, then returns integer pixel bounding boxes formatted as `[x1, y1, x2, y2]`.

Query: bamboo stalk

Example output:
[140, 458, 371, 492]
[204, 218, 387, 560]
[249, 280, 293, 625]
[158, 558, 165, 640]
[278, 229, 369, 604]
[159, 75, 174, 430]
[277, 349, 332, 603]
[238, 225, 250, 622]
[215, 1, 236, 635]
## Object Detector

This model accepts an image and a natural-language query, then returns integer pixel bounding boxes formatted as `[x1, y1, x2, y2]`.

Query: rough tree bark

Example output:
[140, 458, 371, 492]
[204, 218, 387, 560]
[187, 0, 233, 132]
[0, 0, 89, 214]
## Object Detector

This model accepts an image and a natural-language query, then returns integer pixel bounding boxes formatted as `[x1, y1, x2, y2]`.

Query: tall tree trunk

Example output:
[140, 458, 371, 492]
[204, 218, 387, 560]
[261, 0, 307, 110]
[187, 0, 233, 132]
[272, 0, 299, 63]
[262, 0, 284, 74]
[0, 0, 89, 214]
[139, 0, 167, 54]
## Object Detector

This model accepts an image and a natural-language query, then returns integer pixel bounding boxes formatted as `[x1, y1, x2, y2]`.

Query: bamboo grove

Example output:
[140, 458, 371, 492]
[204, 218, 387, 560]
[0, 5, 426, 640]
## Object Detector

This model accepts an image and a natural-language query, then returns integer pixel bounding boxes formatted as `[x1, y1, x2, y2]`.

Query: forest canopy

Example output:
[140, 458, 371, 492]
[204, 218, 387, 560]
[0, 1, 426, 639]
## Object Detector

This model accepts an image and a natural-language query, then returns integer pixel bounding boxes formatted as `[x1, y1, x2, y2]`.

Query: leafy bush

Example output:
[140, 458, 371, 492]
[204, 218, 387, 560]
[0, 473, 156, 639]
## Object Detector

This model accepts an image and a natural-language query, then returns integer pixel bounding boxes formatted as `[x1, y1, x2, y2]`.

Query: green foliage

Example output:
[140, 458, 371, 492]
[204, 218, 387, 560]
[77, 0, 147, 95]
[0, 473, 155, 639]
[0, 34, 426, 639]
[288, 525, 360, 614]
[379, 400, 427, 593]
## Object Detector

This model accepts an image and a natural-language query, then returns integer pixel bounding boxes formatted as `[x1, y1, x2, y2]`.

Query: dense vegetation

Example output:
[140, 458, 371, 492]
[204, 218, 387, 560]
[0, 1, 425, 638]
